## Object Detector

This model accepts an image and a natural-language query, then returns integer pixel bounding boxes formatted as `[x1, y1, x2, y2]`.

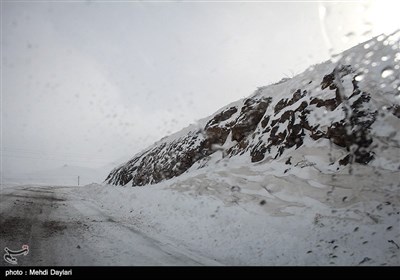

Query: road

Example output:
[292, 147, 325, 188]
[0, 185, 215, 266]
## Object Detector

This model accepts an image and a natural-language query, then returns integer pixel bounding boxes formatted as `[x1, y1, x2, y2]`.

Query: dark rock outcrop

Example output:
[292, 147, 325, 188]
[106, 35, 399, 187]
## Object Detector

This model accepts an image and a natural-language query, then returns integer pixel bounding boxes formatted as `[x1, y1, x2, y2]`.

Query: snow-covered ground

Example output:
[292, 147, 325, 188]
[77, 152, 399, 265]
[0, 184, 220, 266]
[2, 153, 398, 265]
[2, 33, 399, 266]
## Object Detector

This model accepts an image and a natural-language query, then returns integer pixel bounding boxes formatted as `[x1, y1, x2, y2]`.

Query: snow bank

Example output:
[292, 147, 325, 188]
[77, 157, 399, 265]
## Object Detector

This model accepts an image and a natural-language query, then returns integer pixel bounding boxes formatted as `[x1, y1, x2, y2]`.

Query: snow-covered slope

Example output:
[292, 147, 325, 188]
[106, 32, 400, 187]
[95, 33, 399, 265]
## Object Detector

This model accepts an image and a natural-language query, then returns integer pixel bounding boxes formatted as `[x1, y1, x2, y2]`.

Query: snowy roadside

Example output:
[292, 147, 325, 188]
[75, 156, 400, 266]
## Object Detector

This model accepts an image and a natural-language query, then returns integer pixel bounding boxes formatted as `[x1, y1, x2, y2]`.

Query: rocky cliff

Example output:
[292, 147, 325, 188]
[106, 32, 400, 187]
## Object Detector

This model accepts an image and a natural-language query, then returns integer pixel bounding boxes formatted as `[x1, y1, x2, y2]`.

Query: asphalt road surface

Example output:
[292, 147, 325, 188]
[0, 185, 215, 266]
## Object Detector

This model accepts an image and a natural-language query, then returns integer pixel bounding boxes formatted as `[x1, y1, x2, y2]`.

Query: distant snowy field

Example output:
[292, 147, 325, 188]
[2, 164, 110, 186]
[77, 154, 399, 265]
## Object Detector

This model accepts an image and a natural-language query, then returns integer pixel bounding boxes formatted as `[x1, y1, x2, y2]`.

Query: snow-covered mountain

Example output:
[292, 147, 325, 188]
[106, 32, 399, 187]
[91, 32, 400, 265]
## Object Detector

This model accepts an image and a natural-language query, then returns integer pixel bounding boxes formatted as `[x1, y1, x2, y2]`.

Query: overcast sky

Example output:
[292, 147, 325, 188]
[1, 0, 398, 176]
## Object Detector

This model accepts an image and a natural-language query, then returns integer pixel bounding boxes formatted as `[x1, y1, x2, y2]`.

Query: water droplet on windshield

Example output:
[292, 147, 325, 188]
[355, 74, 364, 81]
[377, 35, 385, 41]
[381, 56, 389, 61]
[381, 67, 394, 78]
[365, 51, 374, 58]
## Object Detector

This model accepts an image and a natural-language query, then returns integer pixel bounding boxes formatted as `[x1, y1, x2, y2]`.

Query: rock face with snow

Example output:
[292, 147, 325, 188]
[106, 33, 400, 187]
